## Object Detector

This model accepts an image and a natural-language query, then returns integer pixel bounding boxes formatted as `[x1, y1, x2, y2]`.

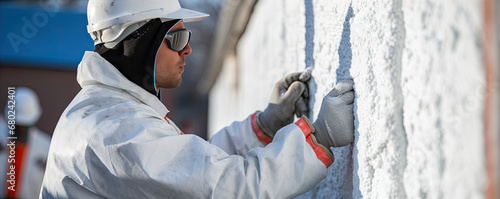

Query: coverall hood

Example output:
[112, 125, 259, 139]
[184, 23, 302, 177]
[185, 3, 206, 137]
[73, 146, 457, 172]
[94, 19, 180, 97]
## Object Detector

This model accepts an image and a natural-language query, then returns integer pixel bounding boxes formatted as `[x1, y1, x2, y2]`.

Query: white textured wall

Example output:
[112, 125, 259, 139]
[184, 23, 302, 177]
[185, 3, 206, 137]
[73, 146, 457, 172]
[209, 0, 486, 198]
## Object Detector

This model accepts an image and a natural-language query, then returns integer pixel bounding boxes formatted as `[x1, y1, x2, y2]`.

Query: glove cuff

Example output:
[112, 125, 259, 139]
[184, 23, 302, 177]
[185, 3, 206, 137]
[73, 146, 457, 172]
[255, 112, 275, 138]
[309, 134, 335, 165]
[251, 112, 273, 144]
[295, 116, 334, 168]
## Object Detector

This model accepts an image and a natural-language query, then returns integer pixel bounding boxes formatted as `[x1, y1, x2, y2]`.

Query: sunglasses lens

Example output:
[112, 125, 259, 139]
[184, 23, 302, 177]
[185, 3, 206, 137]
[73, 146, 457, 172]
[170, 30, 191, 51]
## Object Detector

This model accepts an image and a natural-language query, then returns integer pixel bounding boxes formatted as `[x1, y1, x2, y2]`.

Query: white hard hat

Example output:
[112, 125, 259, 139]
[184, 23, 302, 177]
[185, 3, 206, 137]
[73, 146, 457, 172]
[87, 0, 209, 48]
[4, 87, 42, 126]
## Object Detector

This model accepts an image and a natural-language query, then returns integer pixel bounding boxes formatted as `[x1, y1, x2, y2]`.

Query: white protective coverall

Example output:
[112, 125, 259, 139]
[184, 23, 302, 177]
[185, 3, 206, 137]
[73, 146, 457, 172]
[40, 51, 328, 198]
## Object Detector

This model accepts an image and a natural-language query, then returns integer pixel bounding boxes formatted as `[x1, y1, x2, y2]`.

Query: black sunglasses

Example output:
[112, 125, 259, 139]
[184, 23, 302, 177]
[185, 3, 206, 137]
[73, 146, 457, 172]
[164, 29, 192, 52]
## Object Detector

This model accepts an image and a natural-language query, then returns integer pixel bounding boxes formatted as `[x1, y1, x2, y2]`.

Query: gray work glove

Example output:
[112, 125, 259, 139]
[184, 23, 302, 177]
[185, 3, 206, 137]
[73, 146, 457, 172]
[313, 80, 355, 148]
[256, 72, 311, 137]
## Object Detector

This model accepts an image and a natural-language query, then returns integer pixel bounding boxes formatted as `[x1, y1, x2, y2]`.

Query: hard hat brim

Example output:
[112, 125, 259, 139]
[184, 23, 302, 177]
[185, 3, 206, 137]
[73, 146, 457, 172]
[162, 8, 209, 22]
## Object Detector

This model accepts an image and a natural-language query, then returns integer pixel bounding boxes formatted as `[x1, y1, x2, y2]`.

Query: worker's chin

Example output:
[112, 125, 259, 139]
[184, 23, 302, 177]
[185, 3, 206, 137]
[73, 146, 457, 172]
[160, 79, 182, 89]
[174, 80, 182, 88]
[175, 77, 182, 88]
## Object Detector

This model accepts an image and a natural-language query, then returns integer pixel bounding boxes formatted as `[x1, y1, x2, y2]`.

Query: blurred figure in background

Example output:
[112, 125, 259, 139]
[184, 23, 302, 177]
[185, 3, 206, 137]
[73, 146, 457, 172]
[0, 87, 50, 199]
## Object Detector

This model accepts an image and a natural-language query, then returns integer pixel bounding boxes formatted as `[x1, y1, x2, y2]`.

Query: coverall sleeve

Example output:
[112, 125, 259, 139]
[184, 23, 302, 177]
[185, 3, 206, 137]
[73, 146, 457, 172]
[86, 120, 328, 198]
[210, 114, 267, 156]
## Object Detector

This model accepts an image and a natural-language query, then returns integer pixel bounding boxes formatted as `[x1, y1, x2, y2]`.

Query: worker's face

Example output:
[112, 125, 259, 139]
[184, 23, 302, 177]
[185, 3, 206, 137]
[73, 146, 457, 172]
[155, 21, 192, 90]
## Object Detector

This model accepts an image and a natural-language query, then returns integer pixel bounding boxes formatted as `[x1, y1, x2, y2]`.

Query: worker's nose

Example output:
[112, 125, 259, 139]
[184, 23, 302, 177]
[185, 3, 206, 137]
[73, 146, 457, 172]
[180, 44, 192, 56]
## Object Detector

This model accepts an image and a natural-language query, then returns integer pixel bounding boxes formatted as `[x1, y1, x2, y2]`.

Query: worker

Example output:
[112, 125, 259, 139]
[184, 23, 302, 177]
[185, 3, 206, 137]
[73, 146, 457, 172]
[40, 0, 355, 198]
[0, 87, 51, 199]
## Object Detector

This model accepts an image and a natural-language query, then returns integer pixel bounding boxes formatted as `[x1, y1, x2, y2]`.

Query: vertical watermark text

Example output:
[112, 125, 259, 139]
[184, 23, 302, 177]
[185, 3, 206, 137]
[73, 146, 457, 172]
[6, 87, 17, 194]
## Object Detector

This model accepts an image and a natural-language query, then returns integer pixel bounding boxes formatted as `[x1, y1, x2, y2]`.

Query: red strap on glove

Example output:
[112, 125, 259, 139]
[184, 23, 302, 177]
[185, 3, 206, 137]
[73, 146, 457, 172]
[295, 117, 334, 168]
[251, 113, 333, 167]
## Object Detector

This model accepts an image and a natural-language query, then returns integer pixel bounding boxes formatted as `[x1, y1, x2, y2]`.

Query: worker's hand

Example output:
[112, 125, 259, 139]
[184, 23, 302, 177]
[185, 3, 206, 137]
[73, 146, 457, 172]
[313, 79, 355, 148]
[257, 72, 311, 137]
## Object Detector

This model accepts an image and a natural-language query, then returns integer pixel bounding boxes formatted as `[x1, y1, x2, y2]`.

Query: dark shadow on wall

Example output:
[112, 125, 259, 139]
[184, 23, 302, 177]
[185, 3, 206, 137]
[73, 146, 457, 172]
[337, 4, 354, 83]
[339, 3, 363, 198]
[337, 3, 357, 198]
[300, 3, 357, 198]
[304, 0, 316, 119]
[304, 0, 315, 69]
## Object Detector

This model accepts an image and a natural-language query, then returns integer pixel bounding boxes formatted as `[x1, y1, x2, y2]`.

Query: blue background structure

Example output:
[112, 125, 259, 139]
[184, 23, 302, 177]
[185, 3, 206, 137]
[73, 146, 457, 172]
[0, 3, 94, 70]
